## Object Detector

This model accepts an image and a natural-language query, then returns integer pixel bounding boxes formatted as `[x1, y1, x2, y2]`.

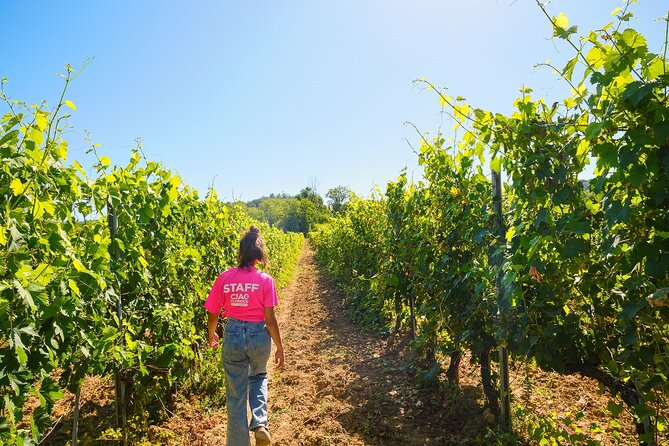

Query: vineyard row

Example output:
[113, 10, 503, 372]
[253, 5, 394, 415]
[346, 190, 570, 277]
[0, 72, 304, 444]
[311, 6, 668, 445]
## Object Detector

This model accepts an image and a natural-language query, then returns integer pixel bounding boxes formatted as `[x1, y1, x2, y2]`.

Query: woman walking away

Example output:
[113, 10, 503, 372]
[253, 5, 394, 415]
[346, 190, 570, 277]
[205, 226, 285, 446]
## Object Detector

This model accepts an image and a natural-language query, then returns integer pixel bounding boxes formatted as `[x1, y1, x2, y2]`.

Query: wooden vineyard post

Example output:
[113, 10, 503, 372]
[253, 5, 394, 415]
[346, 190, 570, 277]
[107, 201, 127, 445]
[71, 386, 81, 445]
[491, 170, 511, 431]
[409, 289, 417, 340]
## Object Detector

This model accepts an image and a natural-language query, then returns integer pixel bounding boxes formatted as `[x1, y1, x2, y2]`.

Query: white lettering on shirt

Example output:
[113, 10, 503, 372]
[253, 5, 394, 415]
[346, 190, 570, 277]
[222, 282, 260, 307]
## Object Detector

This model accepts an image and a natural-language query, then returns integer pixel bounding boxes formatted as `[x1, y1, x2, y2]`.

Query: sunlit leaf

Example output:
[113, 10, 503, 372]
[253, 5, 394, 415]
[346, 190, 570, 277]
[33, 198, 55, 219]
[64, 99, 77, 111]
[10, 178, 25, 195]
[56, 140, 68, 159]
[490, 156, 502, 173]
[14, 279, 35, 310]
[69, 279, 81, 297]
[35, 113, 49, 132]
[27, 127, 43, 146]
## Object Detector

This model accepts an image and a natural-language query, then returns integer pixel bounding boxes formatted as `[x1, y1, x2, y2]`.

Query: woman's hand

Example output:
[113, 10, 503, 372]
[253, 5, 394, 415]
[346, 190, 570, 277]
[274, 347, 285, 368]
[207, 312, 220, 348]
[265, 307, 285, 368]
[208, 330, 220, 348]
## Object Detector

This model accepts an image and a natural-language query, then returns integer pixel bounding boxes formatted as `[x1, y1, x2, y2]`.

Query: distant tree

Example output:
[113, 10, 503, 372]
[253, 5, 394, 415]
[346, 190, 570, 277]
[325, 185, 352, 214]
[243, 204, 264, 221]
[298, 187, 324, 206]
[258, 197, 290, 226]
[291, 198, 330, 234]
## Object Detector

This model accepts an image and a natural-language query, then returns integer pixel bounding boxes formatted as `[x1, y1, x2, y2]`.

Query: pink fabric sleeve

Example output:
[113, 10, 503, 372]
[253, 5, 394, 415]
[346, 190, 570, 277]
[203, 274, 224, 314]
[264, 276, 278, 308]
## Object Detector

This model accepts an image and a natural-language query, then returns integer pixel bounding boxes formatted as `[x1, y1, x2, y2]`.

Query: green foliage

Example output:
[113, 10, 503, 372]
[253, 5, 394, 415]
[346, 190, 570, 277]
[0, 73, 304, 444]
[313, 3, 669, 443]
[185, 347, 227, 408]
[245, 190, 331, 234]
[325, 185, 353, 215]
[310, 196, 391, 330]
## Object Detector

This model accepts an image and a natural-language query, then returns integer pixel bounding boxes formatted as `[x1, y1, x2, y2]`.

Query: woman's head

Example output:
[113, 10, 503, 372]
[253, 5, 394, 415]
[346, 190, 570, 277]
[238, 225, 269, 268]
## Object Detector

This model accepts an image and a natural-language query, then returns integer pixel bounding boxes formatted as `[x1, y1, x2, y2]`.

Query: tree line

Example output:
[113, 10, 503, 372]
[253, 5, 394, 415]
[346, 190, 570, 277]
[242, 185, 353, 234]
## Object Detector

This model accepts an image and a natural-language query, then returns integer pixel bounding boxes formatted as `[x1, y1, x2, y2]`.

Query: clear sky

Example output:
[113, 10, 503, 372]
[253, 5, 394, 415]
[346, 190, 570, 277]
[1, 1, 667, 201]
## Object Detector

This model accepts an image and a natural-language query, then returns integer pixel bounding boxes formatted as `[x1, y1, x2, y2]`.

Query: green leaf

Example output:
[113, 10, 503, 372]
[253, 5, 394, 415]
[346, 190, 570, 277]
[554, 13, 569, 30]
[643, 56, 666, 81]
[69, 279, 81, 297]
[384, 274, 399, 288]
[622, 81, 654, 109]
[622, 329, 637, 346]
[585, 46, 605, 70]
[73, 160, 87, 176]
[565, 219, 591, 235]
[619, 28, 647, 51]
[27, 127, 44, 146]
[125, 333, 138, 351]
[64, 100, 77, 111]
[8, 375, 21, 395]
[35, 114, 49, 132]
[576, 140, 590, 161]
[628, 165, 646, 187]
[562, 56, 578, 81]
[490, 156, 502, 173]
[553, 13, 578, 39]
[631, 403, 655, 423]
[593, 142, 617, 170]
[10, 178, 25, 195]
[56, 140, 68, 159]
[19, 326, 38, 337]
[563, 238, 588, 257]
[72, 258, 89, 274]
[14, 279, 35, 310]
[0, 129, 20, 146]
[32, 198, 55, 219]
[15, 345, 28, 366]
[605, 201, 630, 226]
[621, 299, 646, 320]
[652, 120, 669, 146]
[167, 187, 178, 202]
[645, 253, 669, 278]
[584, 122, 603, 140]
[12, 331, 28, 365]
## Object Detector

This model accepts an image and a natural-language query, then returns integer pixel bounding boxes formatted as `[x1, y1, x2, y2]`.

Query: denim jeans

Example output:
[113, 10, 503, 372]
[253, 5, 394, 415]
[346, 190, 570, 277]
[222, 318, 272, 446]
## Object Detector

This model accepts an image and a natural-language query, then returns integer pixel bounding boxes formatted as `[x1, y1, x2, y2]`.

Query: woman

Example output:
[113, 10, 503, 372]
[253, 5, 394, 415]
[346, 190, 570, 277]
[205, 226, 285, 446]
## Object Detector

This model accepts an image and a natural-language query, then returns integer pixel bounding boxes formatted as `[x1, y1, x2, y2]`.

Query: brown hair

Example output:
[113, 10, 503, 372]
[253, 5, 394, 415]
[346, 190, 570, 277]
[238, 225, 269, 268]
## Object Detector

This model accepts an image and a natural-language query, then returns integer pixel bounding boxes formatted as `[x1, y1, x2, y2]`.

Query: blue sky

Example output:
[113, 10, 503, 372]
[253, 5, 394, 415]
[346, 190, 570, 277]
[1, 1, 667, 201]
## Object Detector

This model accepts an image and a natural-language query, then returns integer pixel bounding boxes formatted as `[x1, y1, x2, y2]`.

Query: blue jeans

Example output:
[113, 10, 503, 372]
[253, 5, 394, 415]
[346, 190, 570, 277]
[222, 318, 272, 446]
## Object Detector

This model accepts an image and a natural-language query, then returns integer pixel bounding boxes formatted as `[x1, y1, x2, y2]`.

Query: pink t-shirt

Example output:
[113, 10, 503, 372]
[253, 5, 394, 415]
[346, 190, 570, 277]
[204, 266, 277, 322]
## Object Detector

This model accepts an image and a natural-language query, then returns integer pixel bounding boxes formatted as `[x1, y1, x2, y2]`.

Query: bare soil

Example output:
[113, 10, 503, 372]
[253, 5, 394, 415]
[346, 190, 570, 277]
[41, 242, 646, 445]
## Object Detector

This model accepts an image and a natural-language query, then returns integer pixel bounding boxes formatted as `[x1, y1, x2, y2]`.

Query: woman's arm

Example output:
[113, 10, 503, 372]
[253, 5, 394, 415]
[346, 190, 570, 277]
[264, 306, 284, 368]
[207, 312, 220, 348]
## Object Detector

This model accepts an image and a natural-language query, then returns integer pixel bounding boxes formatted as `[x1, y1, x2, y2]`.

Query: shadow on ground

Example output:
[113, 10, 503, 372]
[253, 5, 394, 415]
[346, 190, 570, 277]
[309, 264, 493, 446]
